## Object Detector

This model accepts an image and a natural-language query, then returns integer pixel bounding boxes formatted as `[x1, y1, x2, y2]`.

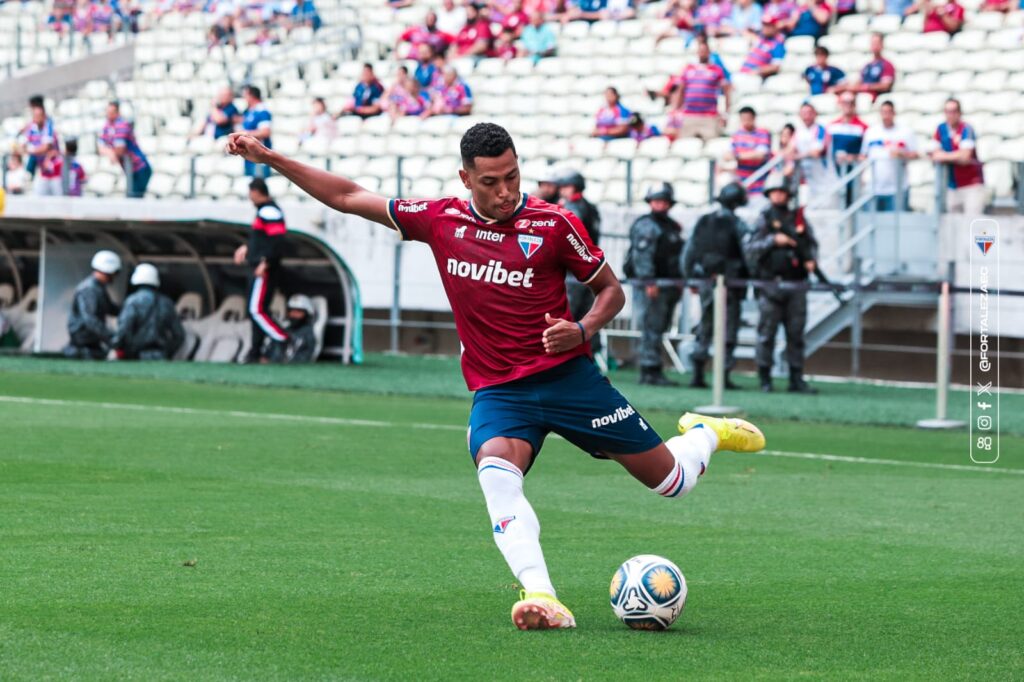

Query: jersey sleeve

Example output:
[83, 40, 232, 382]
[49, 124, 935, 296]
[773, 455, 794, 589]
[557, 210, 606, 284]
[387, 198, 444, 243]
[959, 124, 977, 149]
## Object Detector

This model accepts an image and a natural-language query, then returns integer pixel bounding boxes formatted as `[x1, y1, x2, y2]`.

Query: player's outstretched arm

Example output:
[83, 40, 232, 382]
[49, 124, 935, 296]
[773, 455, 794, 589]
[226, 133, 392, 228]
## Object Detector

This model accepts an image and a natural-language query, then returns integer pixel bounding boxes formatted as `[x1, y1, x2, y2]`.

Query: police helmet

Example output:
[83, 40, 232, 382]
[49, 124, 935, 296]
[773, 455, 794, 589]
[644, 182, 675, 204]
[130, 263, 160, 287]
[287, 294, 316, 316]
[557, 170, 586, 192]
[90, 250, 122, 275]
[717, 182, 748, 210]
[762, 172, 792, 198]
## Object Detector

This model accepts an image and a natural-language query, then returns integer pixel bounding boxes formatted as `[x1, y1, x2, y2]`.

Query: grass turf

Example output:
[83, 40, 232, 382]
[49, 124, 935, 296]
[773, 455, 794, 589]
[1, 368, 1022, 680]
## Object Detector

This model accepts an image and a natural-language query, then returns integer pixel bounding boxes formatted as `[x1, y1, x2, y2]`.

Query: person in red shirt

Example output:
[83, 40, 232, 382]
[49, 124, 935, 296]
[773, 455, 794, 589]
[226, 122, 766, 631]
[502, 0, 530, 36]
[395, 11, 455, 60]
[454, 3, 494, 57]
[907, 0, 965, 34]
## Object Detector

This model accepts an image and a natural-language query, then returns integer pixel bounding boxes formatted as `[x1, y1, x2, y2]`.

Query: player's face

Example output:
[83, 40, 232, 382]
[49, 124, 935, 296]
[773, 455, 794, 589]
[460, 148, 522, 221]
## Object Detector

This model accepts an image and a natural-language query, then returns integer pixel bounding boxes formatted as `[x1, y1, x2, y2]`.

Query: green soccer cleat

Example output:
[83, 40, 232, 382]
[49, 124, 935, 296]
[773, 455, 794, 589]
[511, 591, 577, 630]
[677, 412, 766, 453]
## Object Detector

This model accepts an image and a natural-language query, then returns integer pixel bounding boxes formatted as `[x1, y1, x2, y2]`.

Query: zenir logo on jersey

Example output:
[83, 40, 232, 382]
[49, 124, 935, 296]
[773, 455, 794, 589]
[518, 234, 543, 259]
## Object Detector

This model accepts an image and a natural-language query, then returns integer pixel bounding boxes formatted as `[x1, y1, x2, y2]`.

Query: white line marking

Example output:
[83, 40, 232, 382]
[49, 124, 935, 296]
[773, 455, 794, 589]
[1, 395, 1021, 476]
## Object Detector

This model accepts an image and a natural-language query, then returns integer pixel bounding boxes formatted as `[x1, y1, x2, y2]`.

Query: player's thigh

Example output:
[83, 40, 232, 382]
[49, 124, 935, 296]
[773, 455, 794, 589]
[468, 386, 546, 472]
[541, 359, 664, 462]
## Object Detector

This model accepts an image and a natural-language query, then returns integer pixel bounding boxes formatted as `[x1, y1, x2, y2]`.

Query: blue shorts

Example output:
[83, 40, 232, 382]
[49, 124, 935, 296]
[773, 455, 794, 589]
[468, 356, 663, 465]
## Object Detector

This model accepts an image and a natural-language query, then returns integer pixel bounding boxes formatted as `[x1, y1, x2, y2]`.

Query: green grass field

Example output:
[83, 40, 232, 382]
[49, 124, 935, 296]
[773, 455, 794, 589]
[1, 358, 1022, 680]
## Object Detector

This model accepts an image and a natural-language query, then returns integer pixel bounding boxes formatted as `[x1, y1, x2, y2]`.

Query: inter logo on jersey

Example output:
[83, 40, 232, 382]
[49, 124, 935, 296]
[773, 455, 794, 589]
[976, 233, 994, 255]
[494, 516, 516, 533]
[518, 234, 543, 259]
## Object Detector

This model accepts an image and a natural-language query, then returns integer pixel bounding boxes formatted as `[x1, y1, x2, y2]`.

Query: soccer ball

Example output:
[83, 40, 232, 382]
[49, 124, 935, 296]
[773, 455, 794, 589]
[609, 554, 687, 630]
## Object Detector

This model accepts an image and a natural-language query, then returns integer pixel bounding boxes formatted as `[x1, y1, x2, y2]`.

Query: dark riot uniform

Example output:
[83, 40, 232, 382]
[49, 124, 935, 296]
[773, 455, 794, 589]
[245, 200, 290, 362]
[561, 190, 602, 351]
[682, 197, 749, 387]
[266, 316, 317, 363]
[63, 275, 118, 359]
[112, 286, 185, 360]
[744, 203, 819, 392]
[626, 208, 684, 381]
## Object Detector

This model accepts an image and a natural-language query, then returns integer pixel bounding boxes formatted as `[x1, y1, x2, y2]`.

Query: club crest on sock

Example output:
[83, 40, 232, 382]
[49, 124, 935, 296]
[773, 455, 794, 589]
[493, 516, 516, 534]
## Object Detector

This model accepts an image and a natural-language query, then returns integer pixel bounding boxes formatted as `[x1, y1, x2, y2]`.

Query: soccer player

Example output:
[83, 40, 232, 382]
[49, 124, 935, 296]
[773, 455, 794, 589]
[226, 123, 766, 630]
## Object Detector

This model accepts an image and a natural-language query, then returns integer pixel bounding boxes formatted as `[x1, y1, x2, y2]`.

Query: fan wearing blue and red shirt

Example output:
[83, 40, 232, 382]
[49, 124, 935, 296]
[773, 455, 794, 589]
[729, 106, 772, 194]
[225, 121, 767, 631]
[241, 85, 273, 177]
[740, 19, 786, 80]
[836, 33, 895, 101]
[676, 36, 731, 140]
[804, 45, 846, 96]
[827, 92, 868, 172]
[98, 101, 151, 198]
[593, 87, 631, 140]
[789, 0, 832, 39]
[341, 63, 386, 118]
[429, 67, 474, 117]
[19, 95, 58, 178]
[930, 97, 985, 214]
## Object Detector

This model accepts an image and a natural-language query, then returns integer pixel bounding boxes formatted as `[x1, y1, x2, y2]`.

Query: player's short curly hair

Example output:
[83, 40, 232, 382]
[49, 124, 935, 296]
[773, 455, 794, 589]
[460, 123, 517, 169]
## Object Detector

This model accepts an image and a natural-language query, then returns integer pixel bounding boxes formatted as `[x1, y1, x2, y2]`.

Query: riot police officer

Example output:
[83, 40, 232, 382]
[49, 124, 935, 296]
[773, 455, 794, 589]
[744, 175, 819, 394]
[267, 294, 318, 363]
[558, 170, 602, 350]
[112, 263, 185, 360]
[624, 183, 685, 386]
[682, 182, 750, 389]
[535, 167, 562, 204]
[63, 249, 121, 359]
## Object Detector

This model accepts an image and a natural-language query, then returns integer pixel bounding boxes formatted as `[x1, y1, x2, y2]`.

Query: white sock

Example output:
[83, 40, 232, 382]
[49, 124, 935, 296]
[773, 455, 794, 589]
[477, 457, 556, 597]
[654, 427, 718, 499]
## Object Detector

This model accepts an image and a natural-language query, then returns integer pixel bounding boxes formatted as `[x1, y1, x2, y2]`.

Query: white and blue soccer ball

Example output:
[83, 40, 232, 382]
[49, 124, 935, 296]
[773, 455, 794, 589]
[610, 554, 687, 630]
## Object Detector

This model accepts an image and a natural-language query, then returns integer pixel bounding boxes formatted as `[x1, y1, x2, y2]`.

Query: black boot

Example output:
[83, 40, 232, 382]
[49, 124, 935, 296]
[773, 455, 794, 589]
[689, 360, 708, 388]
[788, 368, 818, 394]
[725, 372, 742, 390]
[758, 366, 773, 393]
[642, 367, 679, 387]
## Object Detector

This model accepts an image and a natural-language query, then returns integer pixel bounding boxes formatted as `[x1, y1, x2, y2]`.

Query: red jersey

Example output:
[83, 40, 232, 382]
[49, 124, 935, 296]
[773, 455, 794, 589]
[387, 193, 606, 390]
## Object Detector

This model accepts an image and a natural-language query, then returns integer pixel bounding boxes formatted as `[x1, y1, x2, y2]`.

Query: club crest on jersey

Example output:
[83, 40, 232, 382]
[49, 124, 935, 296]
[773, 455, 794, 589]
[494, 516, 516, 533]
[518, 234, 543, 259]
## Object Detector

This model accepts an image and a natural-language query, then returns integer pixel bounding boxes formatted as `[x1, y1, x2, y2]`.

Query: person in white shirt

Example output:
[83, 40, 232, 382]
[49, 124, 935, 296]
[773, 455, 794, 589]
[300, 97, 336, 148]
[861, 100, 918, 211]
[436, 0, 466, 35]
[793, 102, 835, 205]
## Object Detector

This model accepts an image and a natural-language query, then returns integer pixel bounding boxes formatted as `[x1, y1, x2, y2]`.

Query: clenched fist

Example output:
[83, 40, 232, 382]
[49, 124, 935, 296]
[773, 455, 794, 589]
[226, 133, 272, 166]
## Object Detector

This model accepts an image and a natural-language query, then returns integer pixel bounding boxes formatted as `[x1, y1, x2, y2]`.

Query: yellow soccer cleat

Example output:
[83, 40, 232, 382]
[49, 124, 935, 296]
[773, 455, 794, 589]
[511, 591, 576, 630]
[677, 412, 766, 453]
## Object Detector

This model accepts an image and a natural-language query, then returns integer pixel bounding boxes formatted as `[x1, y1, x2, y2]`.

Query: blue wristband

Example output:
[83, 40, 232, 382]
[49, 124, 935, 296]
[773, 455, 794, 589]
[576, 321, 587, 344]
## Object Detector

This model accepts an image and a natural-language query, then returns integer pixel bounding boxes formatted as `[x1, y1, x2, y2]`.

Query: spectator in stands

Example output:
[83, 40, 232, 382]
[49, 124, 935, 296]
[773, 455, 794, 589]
[4, 153, 30, 195]
[341, 63, 385, 118]
[502, 0, 530, 34]
[207, 14, 237, 53]
[907, 0, 965, 34]
[73, 0, 94, 38]
[388, 73, 431, 120]
[301, 98, 336, 148]
[251, 22, 281, 53]
[724, 0, 762, 38]
[98, 101, 151, 197]
[492, 27, 518, 59]
[453, 4, 493, 58]
[33, 141, 64, 196]
[727, 106, 772, 197]
[881, 0, 914, 14]
[762, 0, 798, 31]
[437, 0, 467, 34]
[930, 97, 985, 214]
[862, 100, 918, 211]
[981, 0, 1015, 11]
[601, 0, 637, 21]
[592, 87, 631, 140]
[396, 11, 454, 60]
[655, 0, 697, 45]
[674, 35, 731, 140]
[794, 102, 833, 202]
[519, 11, 557, 62]
[57, 137, 87, 197]
[413, 44, 438, 88]
[192, 86, 240, 139]
[789, 0, 832, 40]
[91, 0, 118, 42]
[835, 33, 895, 101]
[649, 34, 731, 105]
[112, 263, 185, 361]
[240, 86, 272, 177]
[663, 89, 686, 141]
[267, 295, 318, 363]
[835, 0, 856, 16]
[48, 0, 75, 34]
[428, 67, 474, 116]
[18, 96, 58, 179]
[563, 0, 608, 22]
[828, 92, 868, 174]
[628, 113, 660, 141]
[740, 18, 785, 80]
[804, 45, 845, 95]
[288, 0, 322, 32]
[696, 0, 732, 37]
